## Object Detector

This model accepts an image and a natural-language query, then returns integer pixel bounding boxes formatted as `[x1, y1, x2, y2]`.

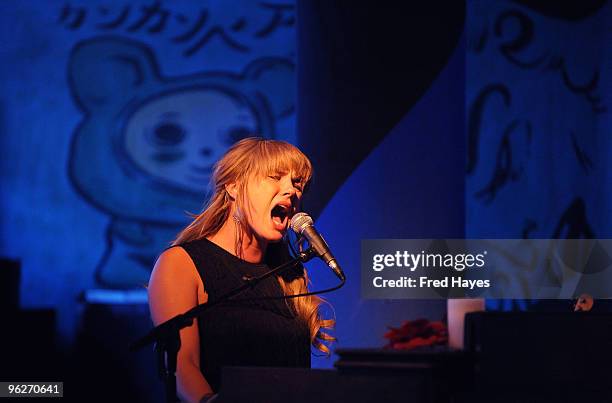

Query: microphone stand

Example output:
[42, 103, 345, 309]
[130, 247, 318, 403]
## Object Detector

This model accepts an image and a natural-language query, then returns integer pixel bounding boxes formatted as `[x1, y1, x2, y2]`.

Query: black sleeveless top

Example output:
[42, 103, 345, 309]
[179, 238, 311, 392]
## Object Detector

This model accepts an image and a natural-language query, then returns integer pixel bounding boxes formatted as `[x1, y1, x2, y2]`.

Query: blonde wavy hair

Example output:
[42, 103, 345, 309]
[173, 137, 335, 354]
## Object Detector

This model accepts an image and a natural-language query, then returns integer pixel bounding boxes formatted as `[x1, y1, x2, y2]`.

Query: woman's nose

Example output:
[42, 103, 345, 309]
[280, 177, 297, 196]
[282, 185, 296, 197]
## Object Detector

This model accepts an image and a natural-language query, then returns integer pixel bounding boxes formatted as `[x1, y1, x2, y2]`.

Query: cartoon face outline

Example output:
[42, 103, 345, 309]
[68, 37, 294, 223]
[120, 86, 261, 193]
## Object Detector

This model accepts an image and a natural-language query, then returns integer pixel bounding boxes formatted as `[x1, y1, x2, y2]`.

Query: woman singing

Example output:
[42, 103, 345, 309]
[148, 137, 334, 402]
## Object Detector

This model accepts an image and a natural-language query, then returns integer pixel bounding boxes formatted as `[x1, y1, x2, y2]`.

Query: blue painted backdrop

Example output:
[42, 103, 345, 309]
[0, 0, 297, 346]
[466, 0, 611, 310]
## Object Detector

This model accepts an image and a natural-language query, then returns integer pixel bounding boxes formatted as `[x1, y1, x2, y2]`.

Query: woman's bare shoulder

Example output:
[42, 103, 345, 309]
[149, 246, 198, 284]
[148, 246, 207, 323]
[158, 245, 193, 264]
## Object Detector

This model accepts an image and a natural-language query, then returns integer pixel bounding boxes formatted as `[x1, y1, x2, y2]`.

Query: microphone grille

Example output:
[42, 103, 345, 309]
[290, 212, 313, 234]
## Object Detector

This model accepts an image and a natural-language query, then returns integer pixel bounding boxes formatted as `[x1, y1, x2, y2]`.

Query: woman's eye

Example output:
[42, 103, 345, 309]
[268, 175, 281, 180]
[293, 178, 303, 191]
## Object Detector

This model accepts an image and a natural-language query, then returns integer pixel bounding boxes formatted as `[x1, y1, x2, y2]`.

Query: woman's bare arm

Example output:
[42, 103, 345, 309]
[148, 247, 213, 403]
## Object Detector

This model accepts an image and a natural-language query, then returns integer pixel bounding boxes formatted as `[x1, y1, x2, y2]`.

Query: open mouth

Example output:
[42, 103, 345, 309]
[270, 203, 290, 230]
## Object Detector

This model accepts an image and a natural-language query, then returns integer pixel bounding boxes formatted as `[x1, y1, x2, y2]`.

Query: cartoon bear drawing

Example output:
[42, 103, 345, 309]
[68, 36, 294, 287]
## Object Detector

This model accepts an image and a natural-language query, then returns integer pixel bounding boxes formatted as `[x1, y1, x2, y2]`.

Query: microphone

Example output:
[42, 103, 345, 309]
[290, 213, 345, 281]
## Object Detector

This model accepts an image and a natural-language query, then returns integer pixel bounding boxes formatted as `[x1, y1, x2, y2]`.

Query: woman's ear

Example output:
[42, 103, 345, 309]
[225, 182, 239, 200]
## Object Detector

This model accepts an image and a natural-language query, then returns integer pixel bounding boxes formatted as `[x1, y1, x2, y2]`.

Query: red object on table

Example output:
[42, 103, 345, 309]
[384, 319, 448, 350]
